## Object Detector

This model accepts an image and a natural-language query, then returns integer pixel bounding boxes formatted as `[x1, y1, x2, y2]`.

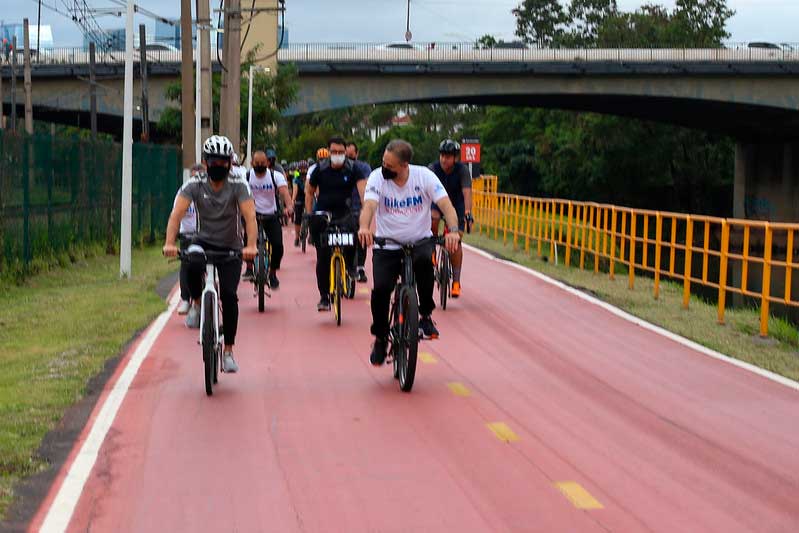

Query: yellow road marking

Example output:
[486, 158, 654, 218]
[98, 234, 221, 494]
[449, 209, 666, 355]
[419, 352, 437, 364]
[554, 482, 604, 510]
[447, 382, 471, 397]
[487, 422, 519, 442]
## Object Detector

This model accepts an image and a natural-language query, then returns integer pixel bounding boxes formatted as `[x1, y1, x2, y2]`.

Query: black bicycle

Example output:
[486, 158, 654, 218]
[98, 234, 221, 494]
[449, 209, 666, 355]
[374, 236, 438, 392]
[253, 214, 275, 313]
[178, 247, 241, 396]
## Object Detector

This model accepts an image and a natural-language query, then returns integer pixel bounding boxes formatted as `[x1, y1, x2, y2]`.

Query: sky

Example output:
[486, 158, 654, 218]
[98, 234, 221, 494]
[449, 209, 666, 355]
[3, 0, 798, 47]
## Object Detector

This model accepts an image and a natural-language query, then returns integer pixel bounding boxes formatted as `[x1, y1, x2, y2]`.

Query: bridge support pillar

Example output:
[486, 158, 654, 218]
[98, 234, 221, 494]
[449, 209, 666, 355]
[732, 141, 799, 320]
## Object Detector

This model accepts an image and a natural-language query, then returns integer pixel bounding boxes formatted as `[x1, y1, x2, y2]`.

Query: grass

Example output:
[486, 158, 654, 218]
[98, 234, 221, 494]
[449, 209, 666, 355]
[0, 246, 175, 520]
[465, 231, 799, 383]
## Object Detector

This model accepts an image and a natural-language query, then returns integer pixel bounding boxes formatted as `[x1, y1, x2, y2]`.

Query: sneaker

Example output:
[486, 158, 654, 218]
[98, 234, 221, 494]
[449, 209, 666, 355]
[242, 267, 254, 282]
[451, 281, 461, 298]
[370, 337, 388, 366]
[294, 238, 300, 247]
[185, 304, 200, 329]
[357, 267, 368, 283]
[317, 296, 331, 312]
[419, 315, 439, 339]
[268, 272, 280, 289]
[222, 351, 239, 373]
[177, 300, 191, 315]
[347, 276, 356, 299]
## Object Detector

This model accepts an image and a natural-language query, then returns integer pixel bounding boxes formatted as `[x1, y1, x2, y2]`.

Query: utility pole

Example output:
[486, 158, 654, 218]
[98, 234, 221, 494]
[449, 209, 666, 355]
[120, 0, 135, 278]
[0, 55, 4, 130]
[89, 42, 97, 138]
[196, 0, 212, 141]
[195, 28, 201, 162]
[36, 0, 42, 61]
[180, 0, 196, 175]
[23, 19, 33, 134]
[226, 0, 242, 153]
[139, 24, 149, 142]
[11, 36, 17, 133]
[219, 9, 230, 137]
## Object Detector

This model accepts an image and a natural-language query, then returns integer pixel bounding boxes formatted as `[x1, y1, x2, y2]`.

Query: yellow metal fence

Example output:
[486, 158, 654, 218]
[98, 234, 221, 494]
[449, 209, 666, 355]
[472, 188, 799, 337]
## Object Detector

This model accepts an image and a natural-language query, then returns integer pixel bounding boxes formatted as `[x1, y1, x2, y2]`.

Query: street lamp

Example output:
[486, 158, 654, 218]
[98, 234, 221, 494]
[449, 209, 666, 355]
[245, 64, 271, 168]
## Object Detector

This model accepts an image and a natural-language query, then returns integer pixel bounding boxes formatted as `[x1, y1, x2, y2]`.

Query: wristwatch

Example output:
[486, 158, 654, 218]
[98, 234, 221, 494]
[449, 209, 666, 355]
[447, 226, 460, 233]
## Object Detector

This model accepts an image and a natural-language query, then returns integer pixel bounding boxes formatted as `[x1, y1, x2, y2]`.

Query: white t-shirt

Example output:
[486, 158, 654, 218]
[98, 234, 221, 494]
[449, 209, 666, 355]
[248, 168, 287, 215]
[173, 189, 197, 234]
[231, 165, 248, 181]
[364, 165, 448, 249]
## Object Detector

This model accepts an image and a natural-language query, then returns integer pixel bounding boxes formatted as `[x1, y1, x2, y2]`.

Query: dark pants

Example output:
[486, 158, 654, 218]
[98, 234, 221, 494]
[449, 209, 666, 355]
[178, 233, 193, 301]
[310, 215, 357, 298]
[187, 243, 243, 346]
[370, 241, 435, 338]
[258, 215, 284, 270]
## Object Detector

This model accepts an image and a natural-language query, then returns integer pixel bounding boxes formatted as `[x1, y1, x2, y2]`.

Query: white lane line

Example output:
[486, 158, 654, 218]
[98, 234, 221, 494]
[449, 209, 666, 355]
[40, 292, 180, 532]
[463, 243, 799, 392]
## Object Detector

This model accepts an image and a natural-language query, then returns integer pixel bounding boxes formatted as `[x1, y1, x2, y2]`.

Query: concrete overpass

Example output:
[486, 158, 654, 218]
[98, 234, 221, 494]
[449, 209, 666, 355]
[3, 43, 799, 220]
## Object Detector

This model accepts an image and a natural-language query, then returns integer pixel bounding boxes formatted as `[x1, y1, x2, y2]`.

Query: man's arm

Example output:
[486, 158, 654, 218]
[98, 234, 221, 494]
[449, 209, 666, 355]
[356, 179, 366, 205]
[163, 195, 191, 256]
[239, 198, 258, 261]
[291, 181, 299, 204]
[358, 199, 378, 248]
[278, 185, 293, 216]
[463, 187, 473, 213]
[305, 181, 317, 214]
[434, 196, 462, 253]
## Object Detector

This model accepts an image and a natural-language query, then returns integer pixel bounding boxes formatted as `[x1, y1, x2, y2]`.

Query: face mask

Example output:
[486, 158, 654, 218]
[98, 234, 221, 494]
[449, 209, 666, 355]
[207, 165, 229, 182]
[330, 154, 346, 166]
[381, 166, 398, 180]
[253, 165, 268, 174]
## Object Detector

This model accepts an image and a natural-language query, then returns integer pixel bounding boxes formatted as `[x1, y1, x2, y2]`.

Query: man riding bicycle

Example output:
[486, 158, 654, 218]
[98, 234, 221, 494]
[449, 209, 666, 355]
[429, 139, 472, 298]
[163, 135, 257, 374]
[306, 137, 367, 311]
[358, 139, 461, 366]
[292, 160, 309, 247]
[346, 141, 372, 283]
[242, 150, 293, 288]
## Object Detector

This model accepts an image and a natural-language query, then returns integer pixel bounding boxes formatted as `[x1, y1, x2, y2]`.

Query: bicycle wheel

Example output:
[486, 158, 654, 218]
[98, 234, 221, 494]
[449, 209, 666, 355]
[257, 243, 267, 312]
[397, 286, 419, 392]
[202, 292, 215, 396]
[333, 256, 343, 327]
[439, 249, 450, 311]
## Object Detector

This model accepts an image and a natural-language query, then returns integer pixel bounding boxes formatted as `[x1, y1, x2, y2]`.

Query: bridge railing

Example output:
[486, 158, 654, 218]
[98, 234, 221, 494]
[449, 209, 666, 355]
[472, 188, 799, 337]
[9, 42, 799, 68]
[276, 42, 799, 63]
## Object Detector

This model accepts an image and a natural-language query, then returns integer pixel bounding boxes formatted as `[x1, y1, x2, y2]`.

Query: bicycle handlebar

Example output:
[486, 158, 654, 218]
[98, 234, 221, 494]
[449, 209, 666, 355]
[178, 249, 241, 262]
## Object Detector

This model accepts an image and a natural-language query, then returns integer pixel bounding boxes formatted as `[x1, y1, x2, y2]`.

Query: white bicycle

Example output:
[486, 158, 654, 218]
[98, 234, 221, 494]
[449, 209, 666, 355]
[180, 245, 240, 396]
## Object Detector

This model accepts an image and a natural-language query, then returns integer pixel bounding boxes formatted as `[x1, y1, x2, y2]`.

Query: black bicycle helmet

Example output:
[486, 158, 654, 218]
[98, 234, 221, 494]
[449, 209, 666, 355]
[439, 139, 460, 155]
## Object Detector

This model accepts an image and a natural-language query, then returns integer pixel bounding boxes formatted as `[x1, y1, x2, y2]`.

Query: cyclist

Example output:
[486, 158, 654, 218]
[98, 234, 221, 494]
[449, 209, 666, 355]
[242, 150, 293, 288]
[174, 163, 204, 315]
[231, 151, 248, 181]
[291, 159, 309, 247]
[163, 135, 257, 374]
[346, 141, 372, 283]
[306, 137, 367, 311]
[429, 139, 472, 298]
[358, 139, 461, 366]
[266, 148, 286, 175]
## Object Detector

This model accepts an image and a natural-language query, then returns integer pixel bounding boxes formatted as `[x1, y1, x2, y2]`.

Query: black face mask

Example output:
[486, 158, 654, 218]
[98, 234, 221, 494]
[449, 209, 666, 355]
[253, 165, 268, 174]
[207, 165, 229, 182]
[381, 166, 398, 180]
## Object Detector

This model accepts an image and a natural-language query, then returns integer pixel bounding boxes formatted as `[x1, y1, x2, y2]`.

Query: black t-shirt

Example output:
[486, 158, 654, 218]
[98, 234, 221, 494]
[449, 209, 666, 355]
[428, 161, 471, 213]
[308, 160, 366, 219]
[293, 174, 306, 204]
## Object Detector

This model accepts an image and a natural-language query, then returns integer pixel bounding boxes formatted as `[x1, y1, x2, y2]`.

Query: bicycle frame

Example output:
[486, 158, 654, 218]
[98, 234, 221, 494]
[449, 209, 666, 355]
[198, 262, 222, 348]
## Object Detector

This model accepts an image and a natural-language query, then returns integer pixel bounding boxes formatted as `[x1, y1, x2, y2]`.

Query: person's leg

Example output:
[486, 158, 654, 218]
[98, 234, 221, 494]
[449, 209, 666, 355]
[217, 258, 242, 350]
[309, 217, 331, 301]
[451, 215, 466, 295]
[370, 249, 402, 339]
[412, 241, 436, 319]
[265, 216, 283, 274]
[430, 208, 442, 237]
[178, 235, 191, 302]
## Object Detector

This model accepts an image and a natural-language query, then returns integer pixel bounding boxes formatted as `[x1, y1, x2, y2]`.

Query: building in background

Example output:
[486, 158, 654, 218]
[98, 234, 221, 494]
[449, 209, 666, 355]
[0, 23, 54, 51]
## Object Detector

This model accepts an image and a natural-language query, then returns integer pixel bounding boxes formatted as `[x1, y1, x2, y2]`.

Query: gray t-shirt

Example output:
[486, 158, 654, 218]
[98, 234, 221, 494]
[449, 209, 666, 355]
[179, 175, 252, 250]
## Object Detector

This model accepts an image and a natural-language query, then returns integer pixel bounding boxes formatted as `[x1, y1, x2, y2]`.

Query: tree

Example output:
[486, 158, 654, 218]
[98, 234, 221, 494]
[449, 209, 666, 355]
[475, 34, 499, 49]
[567, 0, 618, 45]
[672, 0, 734, 47]
[513, 0, 569, 47]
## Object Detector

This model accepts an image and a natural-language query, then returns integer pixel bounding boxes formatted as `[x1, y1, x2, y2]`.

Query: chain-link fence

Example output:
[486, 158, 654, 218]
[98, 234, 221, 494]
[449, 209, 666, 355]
[0, 130, 181, 277]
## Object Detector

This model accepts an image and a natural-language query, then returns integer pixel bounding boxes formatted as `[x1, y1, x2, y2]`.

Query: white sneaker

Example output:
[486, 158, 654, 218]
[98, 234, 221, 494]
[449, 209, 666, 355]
[222, 352, 239, 373]
[185, 304, 200, 329]
[177, 300, 191, 315]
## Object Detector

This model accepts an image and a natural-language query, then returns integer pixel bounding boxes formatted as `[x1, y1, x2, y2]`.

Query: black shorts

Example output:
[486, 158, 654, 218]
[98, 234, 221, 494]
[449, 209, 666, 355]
[293, 202, 305, 225]
[431, 204, 465, 232]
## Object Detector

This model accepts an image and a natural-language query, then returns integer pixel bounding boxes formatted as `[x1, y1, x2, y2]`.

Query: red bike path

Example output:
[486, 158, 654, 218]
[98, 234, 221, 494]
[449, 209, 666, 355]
[30, 231, 799, 532]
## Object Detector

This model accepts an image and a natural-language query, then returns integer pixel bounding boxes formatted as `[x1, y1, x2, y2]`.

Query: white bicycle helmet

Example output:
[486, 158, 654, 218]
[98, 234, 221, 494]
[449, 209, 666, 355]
[202, 135, 234, 159]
